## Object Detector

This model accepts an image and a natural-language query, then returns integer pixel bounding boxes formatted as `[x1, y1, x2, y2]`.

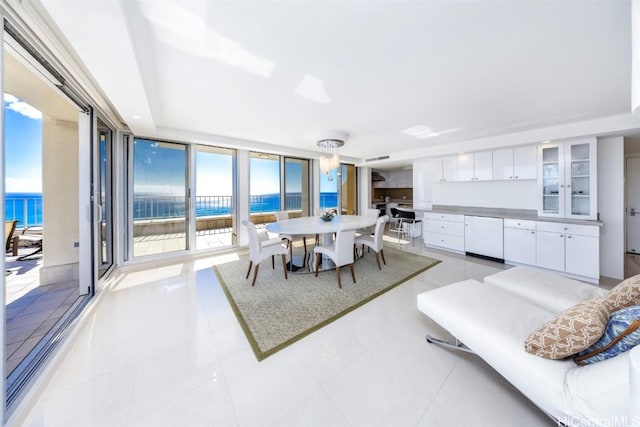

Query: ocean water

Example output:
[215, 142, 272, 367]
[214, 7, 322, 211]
[7, 192, 340, 225]
[5, 193, 43, 227]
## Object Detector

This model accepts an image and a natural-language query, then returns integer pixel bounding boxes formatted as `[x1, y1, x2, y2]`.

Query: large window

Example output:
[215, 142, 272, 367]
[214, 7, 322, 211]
[284, 157, 310, 217]
[132, 138, 187, 257]
[250, 152, 281, 219]
[319, 168, 339, 210]
[195, 146, 235, 250]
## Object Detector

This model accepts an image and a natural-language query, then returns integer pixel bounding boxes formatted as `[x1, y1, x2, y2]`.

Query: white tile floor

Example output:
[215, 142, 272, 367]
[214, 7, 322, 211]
[9, 239, 554, 427]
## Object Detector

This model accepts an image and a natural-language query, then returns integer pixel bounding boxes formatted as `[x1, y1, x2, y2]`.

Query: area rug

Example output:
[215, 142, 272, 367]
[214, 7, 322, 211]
[213, 246, 440, 361]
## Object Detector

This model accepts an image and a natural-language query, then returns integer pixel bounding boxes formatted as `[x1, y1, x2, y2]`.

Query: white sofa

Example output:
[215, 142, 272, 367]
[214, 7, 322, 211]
[417, 266, 636, 426]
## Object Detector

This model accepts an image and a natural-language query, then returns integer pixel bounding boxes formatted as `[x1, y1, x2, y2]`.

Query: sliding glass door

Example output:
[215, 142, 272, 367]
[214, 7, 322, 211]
[284, 157, 310, 217]
[95, 124, 113, 278]
[132, 138, 187, 257]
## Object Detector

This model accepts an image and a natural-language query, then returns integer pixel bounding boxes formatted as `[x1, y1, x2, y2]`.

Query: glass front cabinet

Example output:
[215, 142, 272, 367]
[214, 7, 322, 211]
[538, 138, 597, 220]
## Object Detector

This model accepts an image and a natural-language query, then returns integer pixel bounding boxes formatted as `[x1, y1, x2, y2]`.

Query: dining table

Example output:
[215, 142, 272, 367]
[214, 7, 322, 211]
[265, 214, 378, 273]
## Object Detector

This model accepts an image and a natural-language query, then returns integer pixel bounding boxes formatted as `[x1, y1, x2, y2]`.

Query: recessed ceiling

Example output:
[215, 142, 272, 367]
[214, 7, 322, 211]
[39, 0, 632, 159]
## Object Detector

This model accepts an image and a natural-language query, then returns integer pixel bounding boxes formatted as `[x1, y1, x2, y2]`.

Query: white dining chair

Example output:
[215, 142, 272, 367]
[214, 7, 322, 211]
[354, 215, 388, 270]
[275, 210, 308, 259]
[242, 220, 289, 287]
[359, 208, 380, 236]
[314, 228, 356, 289]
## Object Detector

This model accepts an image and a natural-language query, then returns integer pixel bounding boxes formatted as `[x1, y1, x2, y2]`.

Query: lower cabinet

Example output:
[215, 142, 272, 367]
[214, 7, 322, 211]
[464, 216, 503, 259]
[504, 219, 536, 265]
[423, 212, 465, 252]
[535, 221, 599, 281]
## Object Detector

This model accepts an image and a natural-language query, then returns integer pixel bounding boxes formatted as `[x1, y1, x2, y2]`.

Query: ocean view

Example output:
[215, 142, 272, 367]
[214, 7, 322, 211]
[6, 192, 339, 227]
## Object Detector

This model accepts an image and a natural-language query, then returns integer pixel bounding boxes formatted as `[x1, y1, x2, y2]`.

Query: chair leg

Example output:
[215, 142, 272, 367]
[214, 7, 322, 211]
[315, 253, 321, 277]
[380, 249, 386, 265]
[281, 254, 288, 280]
[271, 255, 275, 269]
[245, 261, 253, 279]
[350, 263, 356, 283]
[303, 237, 307, 254]
[375, 252, 381, 270]
[336, 266, 342, 289]
[315, 234, 319, 245]
[251, 264, 260, 287]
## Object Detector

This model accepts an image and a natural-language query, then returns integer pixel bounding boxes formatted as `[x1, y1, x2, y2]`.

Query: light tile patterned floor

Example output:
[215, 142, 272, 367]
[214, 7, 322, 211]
[9, 234, 560, 426]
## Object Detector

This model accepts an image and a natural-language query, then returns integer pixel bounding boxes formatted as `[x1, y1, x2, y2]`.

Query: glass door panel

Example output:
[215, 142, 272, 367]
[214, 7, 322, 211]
[284, 158, 309, 218]
[195, 146, 235, 250]
[96, 126, 113, 278]
[319, 168, 338, 212]
[541, 145, 560, 215]
[340, 164, 357, 215]
[132, 138, 187, 257]
[249, 153, 281, 225]
[569, 143, 590, 217]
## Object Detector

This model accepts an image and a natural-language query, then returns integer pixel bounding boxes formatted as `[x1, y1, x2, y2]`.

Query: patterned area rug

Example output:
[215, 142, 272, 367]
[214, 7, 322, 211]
[213, 246, 440, 361]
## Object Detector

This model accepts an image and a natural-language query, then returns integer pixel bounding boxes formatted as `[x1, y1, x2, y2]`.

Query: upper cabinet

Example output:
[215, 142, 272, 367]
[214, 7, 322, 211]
[413, 157, 442, 209]
[493, 146, 537, 180]
[458, 151, 492, 181]
[442, 155, 458, 181]
[374, 169, 413, 188]
[538, 138, 597, 220]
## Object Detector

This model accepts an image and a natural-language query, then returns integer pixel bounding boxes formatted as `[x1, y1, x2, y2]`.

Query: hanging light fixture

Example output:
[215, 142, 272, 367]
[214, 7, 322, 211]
[317, 131, 347, 175]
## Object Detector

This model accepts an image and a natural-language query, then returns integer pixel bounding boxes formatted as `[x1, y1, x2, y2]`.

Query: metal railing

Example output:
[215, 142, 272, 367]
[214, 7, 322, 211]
[132, 194, 314, 220]
[5, 196, 43, 228]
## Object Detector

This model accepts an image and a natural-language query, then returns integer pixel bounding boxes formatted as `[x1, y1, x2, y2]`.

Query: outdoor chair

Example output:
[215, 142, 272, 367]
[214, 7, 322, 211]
[5, 220, 19, 256]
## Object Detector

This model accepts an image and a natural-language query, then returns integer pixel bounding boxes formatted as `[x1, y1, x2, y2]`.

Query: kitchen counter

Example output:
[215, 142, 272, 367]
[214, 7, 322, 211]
[413, 204, 604, 226]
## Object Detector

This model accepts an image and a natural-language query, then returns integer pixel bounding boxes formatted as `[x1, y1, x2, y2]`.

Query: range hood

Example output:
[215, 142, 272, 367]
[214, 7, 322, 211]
[371, 171, 386, 182]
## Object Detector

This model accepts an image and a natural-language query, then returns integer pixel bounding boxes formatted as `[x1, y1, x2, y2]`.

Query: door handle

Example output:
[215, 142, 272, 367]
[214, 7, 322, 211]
[631, 208, 636, 217]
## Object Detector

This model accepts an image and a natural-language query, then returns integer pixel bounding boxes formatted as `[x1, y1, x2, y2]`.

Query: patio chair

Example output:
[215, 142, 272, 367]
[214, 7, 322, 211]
[5, 220, 19, 256]
[17, 227, 43, 261]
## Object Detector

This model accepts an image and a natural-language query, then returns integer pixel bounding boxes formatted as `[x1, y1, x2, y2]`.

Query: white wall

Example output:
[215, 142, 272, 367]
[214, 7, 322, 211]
[432, 180, 537, 210]
[236, 150, 250, 246]
[598, 136, 625, 279]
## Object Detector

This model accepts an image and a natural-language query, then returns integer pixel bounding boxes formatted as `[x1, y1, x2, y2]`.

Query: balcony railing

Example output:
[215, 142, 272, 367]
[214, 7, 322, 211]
[5, 195, 43, 228]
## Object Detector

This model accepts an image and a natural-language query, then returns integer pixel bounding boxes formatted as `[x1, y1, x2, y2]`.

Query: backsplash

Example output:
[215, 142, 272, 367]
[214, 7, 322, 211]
[372, 188, 413, 201]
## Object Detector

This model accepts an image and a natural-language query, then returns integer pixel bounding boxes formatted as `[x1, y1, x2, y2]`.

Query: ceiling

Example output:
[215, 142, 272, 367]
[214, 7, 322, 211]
[38, 0, 633, 161]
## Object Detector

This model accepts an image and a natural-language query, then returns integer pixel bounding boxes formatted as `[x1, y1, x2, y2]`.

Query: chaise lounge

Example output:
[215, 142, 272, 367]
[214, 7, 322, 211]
[417, 266, 639, 426]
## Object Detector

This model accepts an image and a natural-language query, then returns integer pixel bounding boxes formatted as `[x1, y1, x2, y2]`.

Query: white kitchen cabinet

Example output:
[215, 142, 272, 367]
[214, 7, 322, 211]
[513, 146, 537, 179]
[503, 219, 536, 265]
[441, 156, 458, 182]
[457, 152, 492, 181]
[464, 216, 504, 259]
[413, 158, 441, 209]
[493, 146, 537, 180]
[538, 138, 597, 220]
[423, 212, 465, 252]
[536, 221, 599, 281]
[565, 233, 599, 279]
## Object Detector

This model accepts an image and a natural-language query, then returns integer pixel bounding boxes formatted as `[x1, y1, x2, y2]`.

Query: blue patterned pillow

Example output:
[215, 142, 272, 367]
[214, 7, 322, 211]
[574, 305, 640, 365]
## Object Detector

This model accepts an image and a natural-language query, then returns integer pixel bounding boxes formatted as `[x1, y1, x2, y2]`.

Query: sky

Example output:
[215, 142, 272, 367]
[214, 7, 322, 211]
[3, 95, 338, 198]
[4, 93, 43, 193]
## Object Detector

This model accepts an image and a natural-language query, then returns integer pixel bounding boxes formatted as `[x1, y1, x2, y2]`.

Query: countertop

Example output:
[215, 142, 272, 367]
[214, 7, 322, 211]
[412, 205, 604, 226]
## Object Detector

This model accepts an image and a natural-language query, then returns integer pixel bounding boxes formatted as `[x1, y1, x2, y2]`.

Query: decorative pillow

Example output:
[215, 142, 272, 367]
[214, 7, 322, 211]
[603, 274, 640, 312]
[524, 299, 609, 360]
[574, 305, 640, 365]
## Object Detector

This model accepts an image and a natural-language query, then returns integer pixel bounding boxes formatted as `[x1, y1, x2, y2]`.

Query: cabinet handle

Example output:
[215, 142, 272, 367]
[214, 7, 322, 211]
[559, 234, 564, 237]
[515, 176, 519, 179]
[564, 227, 568, 230]
[560, 185, 564, 188]
[531, 231, 535, 234]
[567, 235, 572, 239]
[509, 176, 513, 179]
[517, 222, 521, 226]
[567, 184, 571, 188]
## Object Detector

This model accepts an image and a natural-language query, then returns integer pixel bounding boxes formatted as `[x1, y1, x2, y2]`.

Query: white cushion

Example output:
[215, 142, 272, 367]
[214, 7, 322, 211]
[631, 346, 640, 421]
[483, 266, 607, 313]
[417, 280, 576, 421]
[564, 352, 631, 426]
